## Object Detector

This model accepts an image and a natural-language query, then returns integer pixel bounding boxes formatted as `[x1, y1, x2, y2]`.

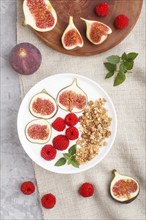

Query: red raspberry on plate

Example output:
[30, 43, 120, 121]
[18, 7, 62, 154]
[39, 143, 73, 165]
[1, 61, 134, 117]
[20, 181, 35, 195]
[66, 126, 79, 140]
[114, 15, 129, 29]
[95, 2, 109, 17]
[53, 135, 69, 150]
[52, 117, 66, 131]
[65, 113, 78, 126]
[41, 193, 56, 209]
[79, 182, 94, 197]
[41, 145, 56, 160]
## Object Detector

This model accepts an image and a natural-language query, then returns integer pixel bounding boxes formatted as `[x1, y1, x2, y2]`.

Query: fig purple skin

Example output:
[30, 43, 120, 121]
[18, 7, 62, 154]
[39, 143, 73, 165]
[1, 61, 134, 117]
[9, 42, 42, 75]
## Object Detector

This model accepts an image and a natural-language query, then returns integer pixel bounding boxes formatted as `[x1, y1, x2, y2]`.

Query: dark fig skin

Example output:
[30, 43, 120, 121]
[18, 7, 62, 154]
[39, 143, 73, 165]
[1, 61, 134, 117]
[9, 42, 42, 75]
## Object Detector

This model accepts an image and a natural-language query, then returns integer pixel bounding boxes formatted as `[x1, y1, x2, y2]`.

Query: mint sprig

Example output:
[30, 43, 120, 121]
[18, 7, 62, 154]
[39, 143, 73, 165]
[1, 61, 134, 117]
[104, 52, 138, 86]
[55, 144, 79, 168]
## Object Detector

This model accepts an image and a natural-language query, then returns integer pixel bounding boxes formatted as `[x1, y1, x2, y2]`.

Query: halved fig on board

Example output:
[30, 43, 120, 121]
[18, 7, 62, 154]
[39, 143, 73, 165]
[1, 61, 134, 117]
[61, 16, 84, 50]
[29, 90, 57, 119]
[25, 119, 51, 144]
[56, 79, 87, 113]
[110, 170, 140, 203]
[23, 0, 57, 32]
[81, 18, 112, 45]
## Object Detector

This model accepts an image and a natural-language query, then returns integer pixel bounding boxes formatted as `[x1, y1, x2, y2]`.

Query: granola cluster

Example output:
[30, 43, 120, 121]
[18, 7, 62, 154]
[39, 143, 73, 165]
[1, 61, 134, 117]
[76, 98, 112, 164]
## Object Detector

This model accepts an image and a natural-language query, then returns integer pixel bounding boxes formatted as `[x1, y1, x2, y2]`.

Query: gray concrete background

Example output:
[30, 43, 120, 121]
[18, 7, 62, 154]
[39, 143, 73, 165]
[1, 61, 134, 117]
[1, 1, 42, 219]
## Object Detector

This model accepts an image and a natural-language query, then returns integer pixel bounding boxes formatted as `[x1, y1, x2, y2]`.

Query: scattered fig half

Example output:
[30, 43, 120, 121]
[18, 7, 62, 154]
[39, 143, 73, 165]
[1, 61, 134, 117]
[61, 16, 84, 50]
[110, 169, 140, 203]
[9, 42, 42, 75]
[23, 0, 57, 32]
[25, 119, 51, 144]
[56, 78, 87, 113]
[29, 90, 57, 119]
[81, 18, 112, 45]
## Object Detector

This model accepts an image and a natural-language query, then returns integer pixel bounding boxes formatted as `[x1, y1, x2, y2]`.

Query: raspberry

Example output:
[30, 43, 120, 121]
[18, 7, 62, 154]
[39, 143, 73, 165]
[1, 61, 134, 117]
[65, 126, 79, 140]
[65, 113, 78, 126]
[41, 193, 56, 209]
[52, 117, 66, 131]
[41, 145, 56, 160]
[79, 182, 94, 197]
[20, 181, 35, 195]
[114, 15, 129, 29]
[95, 2, 109, 17]
[53, 135, 69, 150]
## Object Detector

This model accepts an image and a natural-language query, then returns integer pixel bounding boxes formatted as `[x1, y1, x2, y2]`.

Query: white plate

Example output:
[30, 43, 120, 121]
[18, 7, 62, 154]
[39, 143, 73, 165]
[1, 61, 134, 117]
[17, 73, 117, 174]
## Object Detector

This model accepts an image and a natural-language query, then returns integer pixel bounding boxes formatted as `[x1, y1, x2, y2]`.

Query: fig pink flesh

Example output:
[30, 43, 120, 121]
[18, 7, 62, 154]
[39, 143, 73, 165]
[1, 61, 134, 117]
[64, 29, 82, 47]
[112, 179, 138, 197]
[27, 0, 55, 28]
[59, 90, 86, 111]
[27, 124, 49, 140]
[90, 22, 109, 43]
[32, 98, 55, 115]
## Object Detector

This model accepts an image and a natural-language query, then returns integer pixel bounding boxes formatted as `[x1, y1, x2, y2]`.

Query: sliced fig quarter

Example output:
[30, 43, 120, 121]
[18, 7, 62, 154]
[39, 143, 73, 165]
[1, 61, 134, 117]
[56, 78, 88, 113]
[61, 16, 84, 50]
[29, 90, 57, 119]
[25, 119, 51, 144]
[110, 170, 140, 203]
[81, 18, 112, 45]
[23, 0, 57, 32]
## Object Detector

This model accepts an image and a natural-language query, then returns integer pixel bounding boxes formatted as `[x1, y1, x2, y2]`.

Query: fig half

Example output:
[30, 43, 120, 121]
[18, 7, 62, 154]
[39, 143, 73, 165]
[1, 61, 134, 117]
[61, 16, 84, 50]
[29, 90, 57, 119]
[56, 79, 87, 113]
[25, 119, 51, 144]
[110, 170, 140, 203]
[23, 0, 57, 32]
[81, 18, 112, 45]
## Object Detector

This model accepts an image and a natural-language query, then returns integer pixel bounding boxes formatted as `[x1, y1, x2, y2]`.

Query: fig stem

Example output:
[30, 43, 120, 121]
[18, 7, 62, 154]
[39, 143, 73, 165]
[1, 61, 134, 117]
[69, 16, 73, 24]
[112, 169, 119, 176]
[73, 78, 77, 85]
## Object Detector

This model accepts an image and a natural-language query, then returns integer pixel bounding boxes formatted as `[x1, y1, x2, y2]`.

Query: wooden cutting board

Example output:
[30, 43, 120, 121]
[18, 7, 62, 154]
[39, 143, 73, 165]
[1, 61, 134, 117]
[28, 0, 143, 56]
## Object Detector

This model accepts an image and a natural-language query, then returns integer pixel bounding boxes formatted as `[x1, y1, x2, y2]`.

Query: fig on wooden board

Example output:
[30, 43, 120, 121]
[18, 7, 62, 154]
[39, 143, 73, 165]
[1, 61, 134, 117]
[56, 78, 87, 113]
[25, 119, 51, 144]
[61, 16, 84, 50]
[23, 0, 57, 32]
[81, 18, 112, 45]
[29, 90, 57, 119]
[9, 42, 42, 75]
[110, 170, 140, 203]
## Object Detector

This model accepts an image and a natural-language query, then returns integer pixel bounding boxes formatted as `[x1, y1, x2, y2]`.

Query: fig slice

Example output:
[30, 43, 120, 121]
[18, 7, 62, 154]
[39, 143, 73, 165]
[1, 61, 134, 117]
[81, 18, 112, 45]
[23, 0, 57, 32]
[25, 119, 51, 144]
[61, 16, 84, 50]
[56, 78, 87, 113]
[29, 90, 57, 119]
[110, 170, 140, 203]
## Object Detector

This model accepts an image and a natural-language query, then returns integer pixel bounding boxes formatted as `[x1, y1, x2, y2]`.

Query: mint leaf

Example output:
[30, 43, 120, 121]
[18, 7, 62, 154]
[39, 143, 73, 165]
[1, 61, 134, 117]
[107, 55, 120, 64]
[55, 157, 66, 166]
[114, 72, 126, 86]
[70, 156, 79, 168]
[68, 144, 76, 155]
[124, 61, 134, 70]
[63, 153, 71, 160]
[104, 62, 116, 72]
[105, 72, 114, 79]
[121, 52, 127, 61]
[119, 63, 127, 73]
[127, 52, 138, 61]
